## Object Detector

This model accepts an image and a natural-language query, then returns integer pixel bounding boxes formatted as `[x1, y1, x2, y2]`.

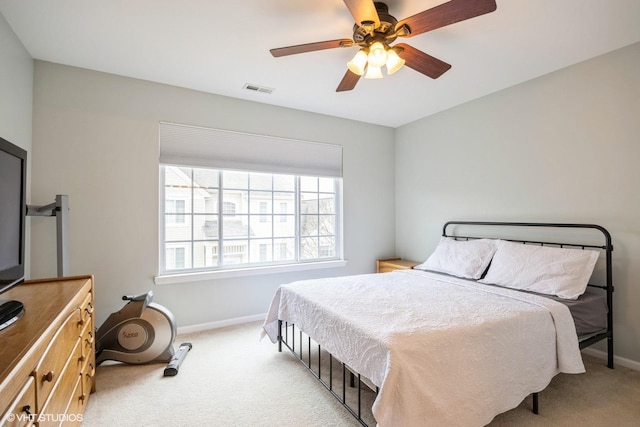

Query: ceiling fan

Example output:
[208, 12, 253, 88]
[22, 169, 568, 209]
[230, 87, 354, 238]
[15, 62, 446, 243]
[270, 0, 497, 92]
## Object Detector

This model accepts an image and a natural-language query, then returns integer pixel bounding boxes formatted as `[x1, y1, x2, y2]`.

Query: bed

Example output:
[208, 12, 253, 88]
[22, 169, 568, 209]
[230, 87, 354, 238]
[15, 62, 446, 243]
[262, 221, 614, 426]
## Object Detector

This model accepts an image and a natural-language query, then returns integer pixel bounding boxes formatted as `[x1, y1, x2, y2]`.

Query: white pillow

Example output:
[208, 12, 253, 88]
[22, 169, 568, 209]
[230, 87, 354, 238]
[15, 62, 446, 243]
[479, 239, 599, 300]
[414, 237, 497, 280]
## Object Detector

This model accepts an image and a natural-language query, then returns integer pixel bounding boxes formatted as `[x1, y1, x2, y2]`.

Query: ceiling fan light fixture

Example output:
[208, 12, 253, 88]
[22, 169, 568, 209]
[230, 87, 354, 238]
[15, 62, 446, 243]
[367, 41, 388, 68]
[347, 49, 368, 76]
[385, 48, 405, 75]
[364, 65, 383, 79]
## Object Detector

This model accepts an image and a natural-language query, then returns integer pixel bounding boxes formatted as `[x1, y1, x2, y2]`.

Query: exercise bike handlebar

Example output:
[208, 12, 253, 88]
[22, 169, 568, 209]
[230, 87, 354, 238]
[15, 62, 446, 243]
[122, 290, 153, 302]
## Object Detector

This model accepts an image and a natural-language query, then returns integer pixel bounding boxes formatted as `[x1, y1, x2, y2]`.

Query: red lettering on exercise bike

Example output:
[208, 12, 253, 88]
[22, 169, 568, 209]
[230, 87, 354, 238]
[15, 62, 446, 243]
[122, 330, 138, 338]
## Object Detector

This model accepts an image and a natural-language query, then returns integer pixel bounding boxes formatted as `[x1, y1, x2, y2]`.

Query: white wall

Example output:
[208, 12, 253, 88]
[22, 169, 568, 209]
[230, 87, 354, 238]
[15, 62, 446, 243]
[0, 13, 33, 274]
[0, 14, 32, 150]
[395, 42, 640, 363]
[30, 61, 396, 327]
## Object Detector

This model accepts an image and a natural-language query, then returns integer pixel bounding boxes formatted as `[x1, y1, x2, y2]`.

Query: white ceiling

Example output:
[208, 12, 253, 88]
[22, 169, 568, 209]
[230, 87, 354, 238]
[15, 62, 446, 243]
[1, 0, 639, 128]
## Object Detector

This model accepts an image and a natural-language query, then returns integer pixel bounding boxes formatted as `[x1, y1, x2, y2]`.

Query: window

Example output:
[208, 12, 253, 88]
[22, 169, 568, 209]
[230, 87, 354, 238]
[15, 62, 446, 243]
[158, 122, 343, 278]
[160, 166, 342, 273]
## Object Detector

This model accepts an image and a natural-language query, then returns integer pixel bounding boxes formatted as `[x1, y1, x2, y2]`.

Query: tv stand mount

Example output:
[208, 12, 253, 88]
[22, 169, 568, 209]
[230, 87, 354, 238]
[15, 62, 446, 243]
[26, 194, 69, 277]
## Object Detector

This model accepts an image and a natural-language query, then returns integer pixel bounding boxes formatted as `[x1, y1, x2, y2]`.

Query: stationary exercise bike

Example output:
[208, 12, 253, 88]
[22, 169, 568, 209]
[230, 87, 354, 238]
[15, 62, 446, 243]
[96, 291, 191, 374]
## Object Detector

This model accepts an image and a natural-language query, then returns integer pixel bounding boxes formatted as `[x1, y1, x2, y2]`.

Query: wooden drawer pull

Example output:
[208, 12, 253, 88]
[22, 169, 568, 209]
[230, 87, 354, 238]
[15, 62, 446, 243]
[85, 303, 94, 315]
[22, 405, 32, 416]
[43, 371, 55, 382]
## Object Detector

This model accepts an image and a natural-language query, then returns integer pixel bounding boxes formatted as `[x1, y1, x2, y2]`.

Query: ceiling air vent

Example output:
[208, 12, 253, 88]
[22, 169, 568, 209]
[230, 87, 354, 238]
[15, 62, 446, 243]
[243, 83, 274, 94]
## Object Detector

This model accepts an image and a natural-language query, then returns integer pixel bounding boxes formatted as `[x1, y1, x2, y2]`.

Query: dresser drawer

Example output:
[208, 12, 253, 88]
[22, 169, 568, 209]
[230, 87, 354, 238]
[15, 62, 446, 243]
[33, 309, 82, 406]
[0, 376, 36, 427]
[79, 319, 94, 365]
[79, 292, 94, 328]
[38, 340, 82, 427]
[64, 376, 85, 427]
[79, 319, 96, 394]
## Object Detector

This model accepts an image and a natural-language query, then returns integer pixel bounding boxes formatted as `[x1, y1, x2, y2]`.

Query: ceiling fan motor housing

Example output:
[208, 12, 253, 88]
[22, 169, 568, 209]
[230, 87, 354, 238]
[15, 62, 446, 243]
[353, 2, 399, 45]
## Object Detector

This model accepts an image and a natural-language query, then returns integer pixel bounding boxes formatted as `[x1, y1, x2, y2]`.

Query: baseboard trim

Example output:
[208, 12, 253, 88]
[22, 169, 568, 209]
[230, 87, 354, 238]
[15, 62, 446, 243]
[582, 347, 640, 371]
[177, 313, 266, 334]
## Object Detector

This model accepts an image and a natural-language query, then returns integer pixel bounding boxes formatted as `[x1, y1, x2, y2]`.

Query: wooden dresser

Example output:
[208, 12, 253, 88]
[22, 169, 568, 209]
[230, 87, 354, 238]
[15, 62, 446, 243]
[376, 258, 420, 273]
[0, 276, 95, 426]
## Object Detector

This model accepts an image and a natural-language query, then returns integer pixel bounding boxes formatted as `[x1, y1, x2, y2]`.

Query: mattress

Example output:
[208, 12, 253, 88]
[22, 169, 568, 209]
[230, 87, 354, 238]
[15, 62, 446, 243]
[487, 284, 608, 336]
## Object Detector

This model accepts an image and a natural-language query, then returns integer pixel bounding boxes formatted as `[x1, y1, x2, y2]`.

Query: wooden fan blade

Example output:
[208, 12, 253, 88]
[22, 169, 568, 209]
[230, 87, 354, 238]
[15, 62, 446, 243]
[398, 0, 496, 38]
[270, 39, 353, 57]
[343, 0, 380, 27]
[336, 69, 361, 92]
[396, 43, 451, 79]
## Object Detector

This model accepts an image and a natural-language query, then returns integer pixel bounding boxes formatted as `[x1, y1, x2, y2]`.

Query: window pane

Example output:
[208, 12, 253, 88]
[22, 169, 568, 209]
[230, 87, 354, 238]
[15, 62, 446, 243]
[223, 190, 248, 214]
[274, 216, 295, 237]
[250, 239, 272, 263]
[275, 193, 295, 213]
[249, 173, 272, 190]
[319, 195, 335, 214]
[318, 215, 335, 235]
[224, 215, 249, 238]
[194, 215, 218, 240]
[319, 177, 335, 193]
[300, 215, 318, 237]
[165, 166, 192, 187]
[300, 192, 318, 214]
[319, 237, 336, 258]
[250, 215, 273, 238]
[223, 240, 248, 264]
[274, 238, 295, 261]
[193, 168, 219, 189]
[193, 189, 218, 214]
[300, 176, 317, 192]
[165, 216, 191, 241]
[300, 237, 318, 259]
[166, 244, 189, 270]
[223, 170, 248, 189]
[194, 241, 218, 269]
[249, 191, 272, 214]
[274, 174, 295, 191]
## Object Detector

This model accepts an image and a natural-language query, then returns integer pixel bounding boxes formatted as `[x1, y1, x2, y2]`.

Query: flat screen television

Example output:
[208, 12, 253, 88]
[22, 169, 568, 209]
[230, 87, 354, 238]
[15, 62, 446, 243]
[0, 136, 26, 331]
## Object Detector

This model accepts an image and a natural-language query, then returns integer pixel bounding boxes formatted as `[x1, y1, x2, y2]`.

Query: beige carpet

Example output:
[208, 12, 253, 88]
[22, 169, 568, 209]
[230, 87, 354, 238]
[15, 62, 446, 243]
[83, 321, 640, 426]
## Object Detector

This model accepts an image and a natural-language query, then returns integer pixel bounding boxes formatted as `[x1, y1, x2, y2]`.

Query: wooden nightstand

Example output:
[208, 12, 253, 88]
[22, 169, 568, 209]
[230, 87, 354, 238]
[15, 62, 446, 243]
[376, 258, 421, 273]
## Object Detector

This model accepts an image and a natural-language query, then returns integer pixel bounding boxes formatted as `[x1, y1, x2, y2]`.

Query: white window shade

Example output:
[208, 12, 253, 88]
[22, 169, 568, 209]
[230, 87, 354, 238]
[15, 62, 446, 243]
[159, 122, 343, 177]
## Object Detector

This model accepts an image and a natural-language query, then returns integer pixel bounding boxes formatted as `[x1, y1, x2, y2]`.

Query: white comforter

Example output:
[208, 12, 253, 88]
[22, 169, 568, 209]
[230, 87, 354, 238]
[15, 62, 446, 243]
[263, 270, 585, 427]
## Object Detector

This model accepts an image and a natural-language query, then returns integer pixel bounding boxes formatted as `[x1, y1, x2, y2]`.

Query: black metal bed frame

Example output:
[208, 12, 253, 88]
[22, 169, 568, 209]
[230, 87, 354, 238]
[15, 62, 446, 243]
[276, 221, 615, 426]
[277, 320, 377, 426]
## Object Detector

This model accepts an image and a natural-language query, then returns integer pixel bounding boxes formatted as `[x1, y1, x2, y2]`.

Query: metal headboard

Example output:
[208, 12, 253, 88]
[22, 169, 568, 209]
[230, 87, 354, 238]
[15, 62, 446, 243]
[442, 221, 614, 368]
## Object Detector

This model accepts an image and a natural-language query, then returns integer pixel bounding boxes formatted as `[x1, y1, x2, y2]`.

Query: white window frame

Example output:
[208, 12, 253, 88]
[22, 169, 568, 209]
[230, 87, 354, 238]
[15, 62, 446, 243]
[156, 166, 345, 285]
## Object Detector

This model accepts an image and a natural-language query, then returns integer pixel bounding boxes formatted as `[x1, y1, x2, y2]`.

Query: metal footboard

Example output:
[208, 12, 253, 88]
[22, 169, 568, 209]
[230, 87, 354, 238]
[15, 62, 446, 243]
[277, 320, 377, 426]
